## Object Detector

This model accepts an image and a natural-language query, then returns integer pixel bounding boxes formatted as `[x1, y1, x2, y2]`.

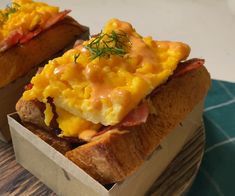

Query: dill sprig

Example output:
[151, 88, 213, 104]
[6, 2, 20, 14]
[73, 53, 80, 63]
[0, 3, 20, 24]
[85, 30, 130, 60]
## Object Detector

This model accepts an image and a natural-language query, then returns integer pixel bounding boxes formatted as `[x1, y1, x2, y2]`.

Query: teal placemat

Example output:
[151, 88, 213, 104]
[188, 80, 235, 196]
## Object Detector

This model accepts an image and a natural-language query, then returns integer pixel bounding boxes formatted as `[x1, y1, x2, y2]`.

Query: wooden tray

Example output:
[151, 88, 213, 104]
[0, 125, 204, 195]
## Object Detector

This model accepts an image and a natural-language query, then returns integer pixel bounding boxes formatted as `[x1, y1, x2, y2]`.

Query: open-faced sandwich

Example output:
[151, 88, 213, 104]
[16, 18, 211, 184]
[0, 0, 89, 88]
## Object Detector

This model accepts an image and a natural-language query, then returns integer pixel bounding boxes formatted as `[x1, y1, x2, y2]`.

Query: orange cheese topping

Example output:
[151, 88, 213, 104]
[23, 18, 190, 138]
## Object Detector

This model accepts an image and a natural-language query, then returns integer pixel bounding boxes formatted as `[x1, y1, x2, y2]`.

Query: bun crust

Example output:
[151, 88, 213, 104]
[16, 63, 211, 184]
[0, 16, 89, 88]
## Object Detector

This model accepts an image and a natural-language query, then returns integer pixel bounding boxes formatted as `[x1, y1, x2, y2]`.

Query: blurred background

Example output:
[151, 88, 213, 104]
[0, 0, 234, 82]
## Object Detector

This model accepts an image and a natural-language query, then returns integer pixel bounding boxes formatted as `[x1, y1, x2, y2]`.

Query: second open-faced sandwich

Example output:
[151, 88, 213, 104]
[16, 18, 211, 184]
[0, 0, 89, 88]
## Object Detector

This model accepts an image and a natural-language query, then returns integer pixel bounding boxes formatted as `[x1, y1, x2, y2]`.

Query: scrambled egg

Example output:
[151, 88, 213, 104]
[0, 0, 59, 42]
[23, 19, 190, 138]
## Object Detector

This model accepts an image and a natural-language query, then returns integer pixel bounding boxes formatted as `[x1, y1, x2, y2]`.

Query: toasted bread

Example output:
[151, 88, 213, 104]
[16, 63, 210, 184]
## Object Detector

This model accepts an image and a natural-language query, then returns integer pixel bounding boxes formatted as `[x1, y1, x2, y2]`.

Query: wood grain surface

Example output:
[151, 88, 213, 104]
[0, 142, 55, 196]
[0, 126, 204, 196]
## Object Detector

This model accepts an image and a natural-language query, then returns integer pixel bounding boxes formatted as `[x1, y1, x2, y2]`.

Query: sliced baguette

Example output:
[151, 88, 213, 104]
[16, 63, 211, 184]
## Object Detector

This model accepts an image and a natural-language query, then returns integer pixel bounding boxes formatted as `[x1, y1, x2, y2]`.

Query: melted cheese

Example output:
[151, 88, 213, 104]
[0, 0, 59, 42]
[44, 102, 53, 126]
[23, 18, 190, 138]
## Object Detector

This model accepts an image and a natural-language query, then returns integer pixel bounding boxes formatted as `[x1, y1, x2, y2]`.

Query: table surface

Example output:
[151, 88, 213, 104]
[0, 141, 55, 195]
[1, 0, 234, 82]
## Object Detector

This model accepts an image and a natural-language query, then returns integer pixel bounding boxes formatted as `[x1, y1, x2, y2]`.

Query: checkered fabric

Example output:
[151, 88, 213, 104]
[188, 80, 235, 196]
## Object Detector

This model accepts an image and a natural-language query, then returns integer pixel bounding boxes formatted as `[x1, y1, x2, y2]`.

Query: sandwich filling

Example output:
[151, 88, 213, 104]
[23, 18, 190, 140]
[0, 0, 69, 52]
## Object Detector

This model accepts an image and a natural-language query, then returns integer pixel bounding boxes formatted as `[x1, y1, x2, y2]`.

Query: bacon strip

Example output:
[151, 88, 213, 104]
[19, 28, 42, 44]
[120, 101, 149, 127]
[24, 83, 33, 91]
[43, 10, 71, 30]
[0, 29, 23, 52]
[173, 58, 205, 77]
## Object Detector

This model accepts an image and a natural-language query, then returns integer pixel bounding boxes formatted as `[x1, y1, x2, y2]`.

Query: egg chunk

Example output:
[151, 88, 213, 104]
[23, 18, 190, 137]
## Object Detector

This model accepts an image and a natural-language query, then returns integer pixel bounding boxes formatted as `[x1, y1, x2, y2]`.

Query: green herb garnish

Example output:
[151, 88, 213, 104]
[6, 2, 20, 14]
[0, 2, 20, 24]
[74, 53, 80, 63]
[85, 30, 130, 60]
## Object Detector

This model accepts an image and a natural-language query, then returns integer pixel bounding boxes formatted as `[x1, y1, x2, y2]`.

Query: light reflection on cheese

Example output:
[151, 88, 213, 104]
[23, 18, 190, 138]
[0, 0, 59, 42]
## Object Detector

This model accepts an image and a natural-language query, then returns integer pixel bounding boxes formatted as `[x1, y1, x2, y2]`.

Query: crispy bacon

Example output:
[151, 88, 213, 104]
[120, 102, 149, 127]
[173, 58, 204, 77]
[24, 83, 33, 91]
[19, 28, 42, 44]
[0, 29, 23, 52]
[43, 10, 71, 30]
